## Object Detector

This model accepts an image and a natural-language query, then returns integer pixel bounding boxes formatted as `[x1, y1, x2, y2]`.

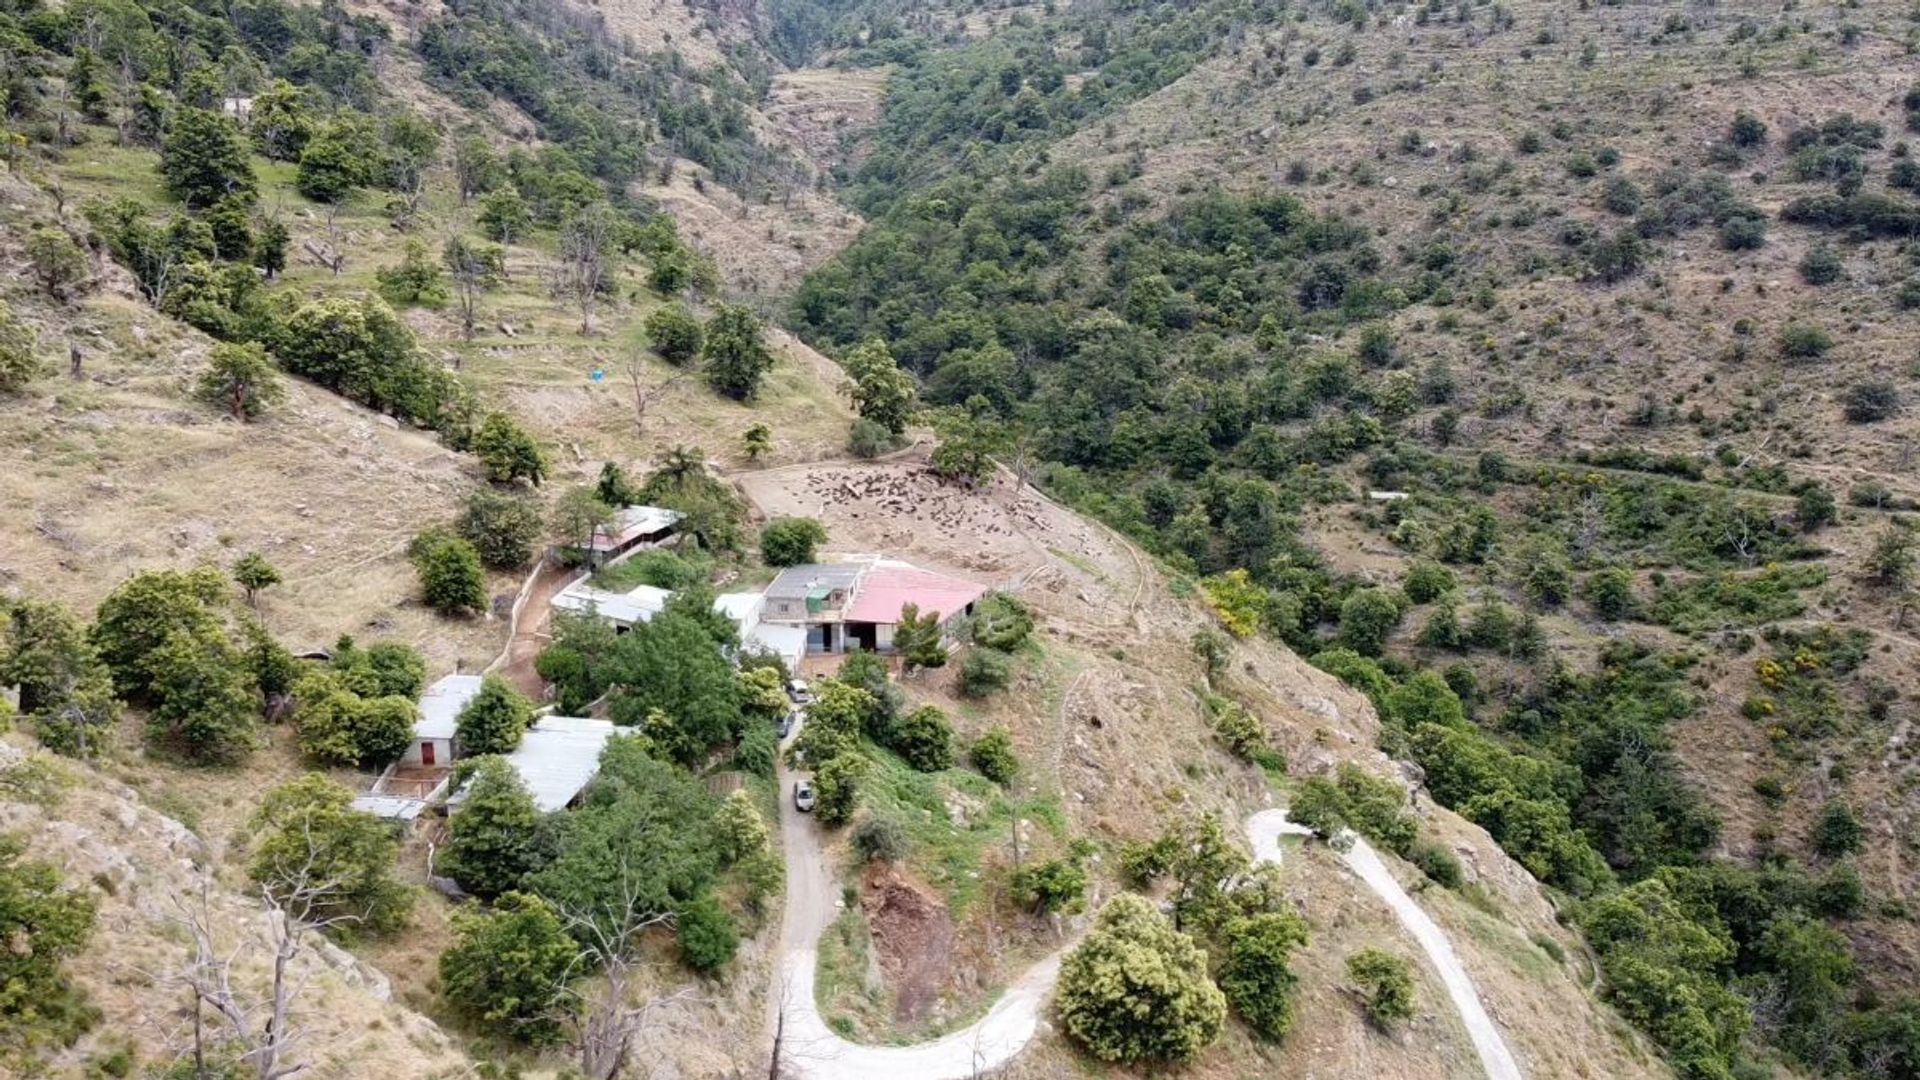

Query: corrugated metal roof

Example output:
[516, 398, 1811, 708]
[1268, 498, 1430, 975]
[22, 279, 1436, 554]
[584, 505, 682, 552]
[496, 715, 618, 812]
[551, 582, 671, 627]
[844, 563, 987, 625]
[416, 674, 483, 741]
[746, 622, 807, 670]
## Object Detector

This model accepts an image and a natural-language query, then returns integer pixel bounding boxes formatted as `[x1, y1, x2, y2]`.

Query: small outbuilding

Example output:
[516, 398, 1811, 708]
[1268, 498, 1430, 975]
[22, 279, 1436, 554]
[405, 673, 482, 768]
[564, 505, 682, 568]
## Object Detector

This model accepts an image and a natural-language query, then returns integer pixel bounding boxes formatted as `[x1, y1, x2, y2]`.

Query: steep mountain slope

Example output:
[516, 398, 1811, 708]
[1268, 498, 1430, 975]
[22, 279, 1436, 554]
[786, 0, 1920, 1075]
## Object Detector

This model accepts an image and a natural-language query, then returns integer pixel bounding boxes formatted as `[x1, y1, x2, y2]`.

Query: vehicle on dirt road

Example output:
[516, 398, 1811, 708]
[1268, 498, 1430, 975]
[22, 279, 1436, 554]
[779, 710, 801, 738]
[787, 678, 813, 705]
[793, 780, 815, 812]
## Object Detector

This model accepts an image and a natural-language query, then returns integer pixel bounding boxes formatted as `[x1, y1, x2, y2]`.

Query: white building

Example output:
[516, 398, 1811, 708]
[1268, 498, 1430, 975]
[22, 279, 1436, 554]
[404, 673, 482, 768]
[448, 715, 619, 813]
[551, 580, 671, 632]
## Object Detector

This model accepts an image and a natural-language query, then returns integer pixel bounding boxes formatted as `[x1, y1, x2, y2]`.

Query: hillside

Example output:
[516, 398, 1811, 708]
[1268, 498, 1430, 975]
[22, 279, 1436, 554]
[2, 0, 1916, 1077]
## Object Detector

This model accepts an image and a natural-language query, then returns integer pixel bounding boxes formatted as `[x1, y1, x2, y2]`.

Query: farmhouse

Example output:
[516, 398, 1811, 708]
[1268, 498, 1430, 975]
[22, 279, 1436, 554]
[563, 504, 682, 568]
[761, 558, 987, 655]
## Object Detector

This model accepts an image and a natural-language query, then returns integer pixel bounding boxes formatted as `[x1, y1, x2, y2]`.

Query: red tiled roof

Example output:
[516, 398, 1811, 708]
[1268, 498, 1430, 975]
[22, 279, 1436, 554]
[844, 565, 988, 625]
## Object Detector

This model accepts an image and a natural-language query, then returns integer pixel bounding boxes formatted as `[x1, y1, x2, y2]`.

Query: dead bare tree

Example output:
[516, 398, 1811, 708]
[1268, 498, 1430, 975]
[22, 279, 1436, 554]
[550, 865, 695, 1080]
[626, 359, 686, 437]
[555, 203, 617, 336]
[161, 844, 361, 1080]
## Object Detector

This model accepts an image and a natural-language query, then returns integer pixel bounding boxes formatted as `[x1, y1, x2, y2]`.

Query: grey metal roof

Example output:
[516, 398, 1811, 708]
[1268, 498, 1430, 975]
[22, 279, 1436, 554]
[416, 674, 483, 741]
[350, 794, 429, 821]
[764, 563, 866, 601]
[494, 715, 618, 813]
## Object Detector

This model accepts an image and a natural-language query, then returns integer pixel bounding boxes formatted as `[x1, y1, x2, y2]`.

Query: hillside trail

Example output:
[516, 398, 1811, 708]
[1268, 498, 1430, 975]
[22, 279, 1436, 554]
[769, 725, 1528, 1079]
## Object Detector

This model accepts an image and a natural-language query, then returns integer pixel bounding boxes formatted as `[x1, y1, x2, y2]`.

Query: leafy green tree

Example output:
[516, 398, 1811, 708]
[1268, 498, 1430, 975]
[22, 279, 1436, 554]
[702, 304, 775, 400]
[644, 303, 704, 366]
[291, 672, 414, 766]
[440, 891, 574, 1044]
[891, 704, 954, 771]
[88, 566, 231, 700]
[230, 552, 281, 605]
[0, 301, 46, 394]
[26, 228, 87, 300]
[1162, 812, 1250, 933]
[736, 666, 789, 725]
[252, 215, 290, 279]
[929, 413, 996, 487]
[715, 788, 773, 865]
[551, 485, 616, 561]
[473, 411, 546, 486]
[637, 448, 746, 552]
[842, 338, 916, 435]
[810, 751, 867, 825]
[274, 296, 421, 413]
[458, 489, 543, 570]
[892, 603, 949, 671]
[295, 119, 375, 203]
[605, 611, 743, 765]
[329, 638, 427, 700]
[675, 892, 738, 974]
[1401, 562, 1456, 605]
[477, 187, 532, 244]
[1219, 911, 1310, 1042]
[247, 80, 315, 161]
[1812, 799, 1865, 858]
[1337, 587, 1403, 656]
[759, 517, 827, 567]
[1346, 949, 1415, 1028]
[443, 756, 545, 897]
[376, 240, 449, 308]
[959, 647, 1012, 697]
[457, 674, 533, 756]
[248, 774, 414, 933]
[971, 725, 1019, 785]
[0, 835, 97, 1042]
[742, 421, 772, 462]
[1057, 893, 1227, 1064]
[409, 528, 489, 615]
[160, 107, 256, 209]
[788, 680, 875, 767]
[448, 135, 500, 205]
[528, 738, 720, 937]
[1580, 878, 1748, 1076]
[1, 600, 121, 758]
[195, 342, 285, 421]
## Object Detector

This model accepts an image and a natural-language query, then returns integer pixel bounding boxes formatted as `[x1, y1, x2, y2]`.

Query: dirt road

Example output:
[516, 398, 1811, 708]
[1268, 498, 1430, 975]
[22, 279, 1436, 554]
[1246, 811, 1526, 1080]
[768, 781, 1527, 1079]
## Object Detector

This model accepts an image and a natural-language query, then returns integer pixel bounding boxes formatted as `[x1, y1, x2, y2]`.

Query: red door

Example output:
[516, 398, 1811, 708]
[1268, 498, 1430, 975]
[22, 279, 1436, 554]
[420, 741, 436, 766]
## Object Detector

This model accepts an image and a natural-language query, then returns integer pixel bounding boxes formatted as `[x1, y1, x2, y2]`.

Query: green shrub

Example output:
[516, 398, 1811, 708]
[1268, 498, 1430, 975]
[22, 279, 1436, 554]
[1219, 911, 1309, 1041]
[1346, 949, 1415, 1028]
[439, 891, 573, 1044]
[959, 647, 1013, 697]
[1778, 322, 1834, 360]
[675, 893, 738, 974]
[851, 815, 909, 863]
[760, 517, 828, 567]
[970, 726, 1019, 785]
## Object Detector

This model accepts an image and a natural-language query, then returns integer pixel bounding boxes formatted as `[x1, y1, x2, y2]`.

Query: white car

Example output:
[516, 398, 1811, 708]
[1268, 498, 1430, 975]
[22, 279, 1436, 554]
[793, 780, 816, 812]
[787, 678, 813, 705]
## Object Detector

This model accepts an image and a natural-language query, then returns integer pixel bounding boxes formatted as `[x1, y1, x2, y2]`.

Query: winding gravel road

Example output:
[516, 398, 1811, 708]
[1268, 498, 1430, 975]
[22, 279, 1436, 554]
[769, 763, 1526, 1080]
